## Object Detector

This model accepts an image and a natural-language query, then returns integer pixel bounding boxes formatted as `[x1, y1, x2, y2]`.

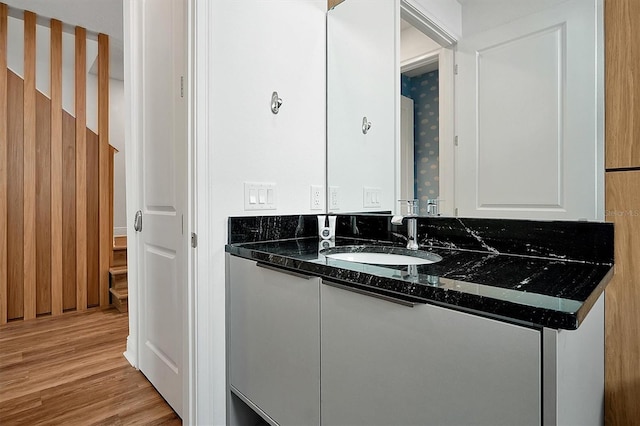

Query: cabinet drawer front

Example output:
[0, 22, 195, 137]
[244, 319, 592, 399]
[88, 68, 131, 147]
[229, 257, 320, 426]
[321, 283, 541, 426]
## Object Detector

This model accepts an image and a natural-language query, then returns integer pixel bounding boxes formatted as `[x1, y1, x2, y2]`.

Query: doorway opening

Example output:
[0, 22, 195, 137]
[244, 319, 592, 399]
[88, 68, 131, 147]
[400, 18, 443, 216]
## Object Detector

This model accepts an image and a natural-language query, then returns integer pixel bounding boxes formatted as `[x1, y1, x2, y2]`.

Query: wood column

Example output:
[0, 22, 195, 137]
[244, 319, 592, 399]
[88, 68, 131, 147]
[23, 11, 36, 320]
[75, 26, 87, 311]
[98, 33, 110, 307]
[50, 19, 63, 316]
[605, 172, 640, 425]
[605, 0, 640, 169]
[604, 0, 640, 423]
[0, 3, 7, 324]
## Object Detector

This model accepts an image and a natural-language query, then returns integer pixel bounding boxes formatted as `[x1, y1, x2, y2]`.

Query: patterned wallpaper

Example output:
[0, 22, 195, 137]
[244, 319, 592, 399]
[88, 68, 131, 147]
[402, 70, 439, 215]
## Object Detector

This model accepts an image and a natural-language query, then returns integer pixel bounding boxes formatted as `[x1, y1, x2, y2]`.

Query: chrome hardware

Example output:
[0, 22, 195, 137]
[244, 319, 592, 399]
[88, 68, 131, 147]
[257, 262, 313, 280]
[392, 199, 419, 250]
[426, 198, 440, 216]
[362, 116, 371, 134]
[323, 280, 417, 307]
[271, 91, 283, 114]
[134, 210, 142, 232]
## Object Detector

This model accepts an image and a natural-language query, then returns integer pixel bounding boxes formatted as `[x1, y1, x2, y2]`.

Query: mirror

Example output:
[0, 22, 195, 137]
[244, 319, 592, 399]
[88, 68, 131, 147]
[326, 0, 455, 216]
[327, 0, 604, 220]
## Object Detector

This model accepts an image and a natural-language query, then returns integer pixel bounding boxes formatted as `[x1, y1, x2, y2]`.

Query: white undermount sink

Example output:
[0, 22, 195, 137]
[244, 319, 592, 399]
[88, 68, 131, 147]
[320, 246, 442, 266]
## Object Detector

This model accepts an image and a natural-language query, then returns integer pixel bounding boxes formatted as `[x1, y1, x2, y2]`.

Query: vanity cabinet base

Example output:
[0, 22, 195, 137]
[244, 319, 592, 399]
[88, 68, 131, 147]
[320, 280, 542, 426]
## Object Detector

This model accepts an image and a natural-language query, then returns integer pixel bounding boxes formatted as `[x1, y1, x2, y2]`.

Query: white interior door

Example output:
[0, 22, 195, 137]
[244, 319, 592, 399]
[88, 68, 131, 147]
[455, 0, 603, 220]
[136, 0, 187, 416]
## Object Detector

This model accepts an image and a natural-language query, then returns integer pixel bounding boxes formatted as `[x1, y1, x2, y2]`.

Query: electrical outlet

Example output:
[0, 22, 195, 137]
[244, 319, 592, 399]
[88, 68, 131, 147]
[311, 185, 323, 210]
[329, 186, 340, 210]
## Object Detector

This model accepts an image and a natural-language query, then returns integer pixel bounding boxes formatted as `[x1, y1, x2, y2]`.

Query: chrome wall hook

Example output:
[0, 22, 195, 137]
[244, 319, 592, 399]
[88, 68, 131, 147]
[271, 91, 283, 114]
[362, 116, 372, 134]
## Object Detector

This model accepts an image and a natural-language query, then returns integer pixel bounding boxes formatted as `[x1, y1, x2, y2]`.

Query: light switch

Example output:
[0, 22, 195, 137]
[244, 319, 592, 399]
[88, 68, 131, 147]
[363, 186, 382, 208]
[244, 182, 277, 210]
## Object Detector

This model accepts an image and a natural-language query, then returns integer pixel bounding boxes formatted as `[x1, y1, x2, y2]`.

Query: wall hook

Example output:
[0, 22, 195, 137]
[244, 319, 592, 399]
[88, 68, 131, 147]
[271, 91, 283, 114]
[362, 116, 372, 134]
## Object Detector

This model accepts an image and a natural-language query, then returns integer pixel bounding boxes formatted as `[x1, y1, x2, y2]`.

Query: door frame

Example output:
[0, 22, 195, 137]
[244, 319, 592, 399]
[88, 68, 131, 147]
[123, 0, 195, 423]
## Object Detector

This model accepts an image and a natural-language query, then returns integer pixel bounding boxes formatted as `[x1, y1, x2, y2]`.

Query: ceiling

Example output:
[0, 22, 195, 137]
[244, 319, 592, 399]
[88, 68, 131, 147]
[3, 0, 124, 80]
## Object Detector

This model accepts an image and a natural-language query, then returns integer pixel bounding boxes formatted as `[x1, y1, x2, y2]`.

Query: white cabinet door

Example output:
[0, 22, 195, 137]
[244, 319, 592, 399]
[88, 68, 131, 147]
[229, 256, 320, 426]
[321, 282, 541, 426]
[455, 0, 603, 220]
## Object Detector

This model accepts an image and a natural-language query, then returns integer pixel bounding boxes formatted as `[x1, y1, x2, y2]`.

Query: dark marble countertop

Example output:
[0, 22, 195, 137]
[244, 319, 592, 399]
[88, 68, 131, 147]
[226, 235, 613, 330]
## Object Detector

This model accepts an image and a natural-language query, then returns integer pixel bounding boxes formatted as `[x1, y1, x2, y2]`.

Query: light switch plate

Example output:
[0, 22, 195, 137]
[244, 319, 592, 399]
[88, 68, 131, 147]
[244, 182, 276, 210]
[329, 186, 340, 210]
[363, 186, 382, 208]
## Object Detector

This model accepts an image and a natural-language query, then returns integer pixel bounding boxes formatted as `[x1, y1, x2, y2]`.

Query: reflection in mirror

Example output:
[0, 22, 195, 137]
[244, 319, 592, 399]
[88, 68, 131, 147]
[326, 0, 397, 215]
[400, 19, 441, 215]
[328, 0, 602, 221]
[327, 0, 456, 216]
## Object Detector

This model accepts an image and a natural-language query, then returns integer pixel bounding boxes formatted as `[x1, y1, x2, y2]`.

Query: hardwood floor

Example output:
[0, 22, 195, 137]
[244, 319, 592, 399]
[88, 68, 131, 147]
[0, 308, 181, 425]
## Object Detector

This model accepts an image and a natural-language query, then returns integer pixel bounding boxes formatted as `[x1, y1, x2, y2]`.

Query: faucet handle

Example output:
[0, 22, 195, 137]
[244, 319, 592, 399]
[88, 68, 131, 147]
[426, 198, 443, 216]
[391, 215, 404, 225]
[398, 199, 419, 216]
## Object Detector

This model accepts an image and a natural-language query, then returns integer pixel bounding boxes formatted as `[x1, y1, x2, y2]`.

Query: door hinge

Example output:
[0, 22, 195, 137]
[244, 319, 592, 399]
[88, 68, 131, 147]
[191, 232, 198, 248]
[455, 135, 459, 146]
[180, 76, 184, 98]
[454, 64, 458, 75]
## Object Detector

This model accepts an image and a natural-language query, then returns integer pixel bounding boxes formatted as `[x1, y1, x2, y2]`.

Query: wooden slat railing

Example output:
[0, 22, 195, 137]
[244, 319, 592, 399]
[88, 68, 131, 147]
[0, 4, 113, 322]
[50, 18, 63, 316]
[0, 3, 8, 325]
[75, 25, 87, 312]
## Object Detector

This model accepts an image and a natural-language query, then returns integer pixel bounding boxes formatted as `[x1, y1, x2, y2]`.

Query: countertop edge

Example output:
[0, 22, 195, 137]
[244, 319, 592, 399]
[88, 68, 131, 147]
[225, 243, 613, 331]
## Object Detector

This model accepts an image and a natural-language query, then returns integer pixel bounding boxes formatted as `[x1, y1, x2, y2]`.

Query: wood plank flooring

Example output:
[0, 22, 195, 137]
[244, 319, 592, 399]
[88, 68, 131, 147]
[0, 308, 181, 425]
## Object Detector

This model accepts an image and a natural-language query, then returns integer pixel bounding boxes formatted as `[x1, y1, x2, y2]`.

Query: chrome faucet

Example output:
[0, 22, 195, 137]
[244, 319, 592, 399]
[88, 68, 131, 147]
[392, 199, 419, 250]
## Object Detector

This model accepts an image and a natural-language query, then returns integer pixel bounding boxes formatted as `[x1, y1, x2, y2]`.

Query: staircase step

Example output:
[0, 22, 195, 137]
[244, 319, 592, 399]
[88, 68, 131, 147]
[109, 287, 128, 313]
[114, 235, 127, 247]
[112, 236, 127, 267]
[112, 248, 127, 267]
[109, 266, 128, 290]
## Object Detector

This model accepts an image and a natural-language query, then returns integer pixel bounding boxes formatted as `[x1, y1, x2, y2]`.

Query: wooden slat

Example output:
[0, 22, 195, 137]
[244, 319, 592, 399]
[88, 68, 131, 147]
[62, 111, 76, 311]
[98, 34, 110, 307]
[0, 3, 8, 324]
[87, 130, 100, 307]
[328, 0, 345, 10]
[23, 11, 36, 320]
[75, 26, 87, 311]
[7, 71, 24, 320]
[109, 147, 115, 267]
[605, 0, 640, 169]
[50, 19, 63, 316]
[36, 92, 52, 315]
[605, 171, 640, 425]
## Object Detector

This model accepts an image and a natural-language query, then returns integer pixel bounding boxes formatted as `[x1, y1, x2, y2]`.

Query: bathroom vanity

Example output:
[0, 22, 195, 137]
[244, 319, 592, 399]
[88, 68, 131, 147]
[225, 214, 613, 426]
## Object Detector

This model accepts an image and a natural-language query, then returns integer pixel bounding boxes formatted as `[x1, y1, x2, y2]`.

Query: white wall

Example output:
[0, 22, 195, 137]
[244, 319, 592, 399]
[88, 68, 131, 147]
[460, 0, 572, 37]
[401, 24, 441, 63]
[406, 0, 462, 39]
[6, 16, 127, 235]
[195, 1, 326, 423]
